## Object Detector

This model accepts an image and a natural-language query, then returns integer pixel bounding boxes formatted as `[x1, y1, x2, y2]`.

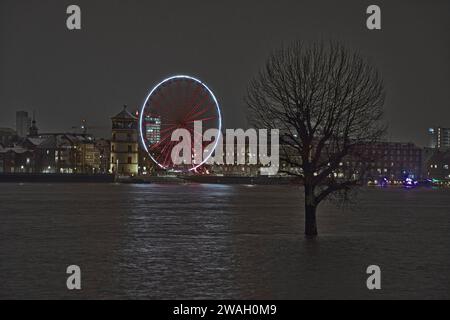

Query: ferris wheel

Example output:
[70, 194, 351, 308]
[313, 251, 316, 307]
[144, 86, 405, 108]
[139, 75, 222, 172]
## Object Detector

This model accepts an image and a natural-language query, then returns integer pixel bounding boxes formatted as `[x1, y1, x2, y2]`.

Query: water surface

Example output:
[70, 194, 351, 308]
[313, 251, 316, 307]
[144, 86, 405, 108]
[0, 183, 449, 299]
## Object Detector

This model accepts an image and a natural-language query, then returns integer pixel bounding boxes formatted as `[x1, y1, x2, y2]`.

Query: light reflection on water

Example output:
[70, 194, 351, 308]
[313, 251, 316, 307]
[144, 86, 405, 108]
[0, 183, 449, 299]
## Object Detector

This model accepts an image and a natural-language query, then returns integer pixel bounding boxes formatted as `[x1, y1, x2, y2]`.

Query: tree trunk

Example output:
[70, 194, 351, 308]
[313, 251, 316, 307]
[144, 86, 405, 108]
[305, 185, 318, 237]
[305, 204, 318, 237]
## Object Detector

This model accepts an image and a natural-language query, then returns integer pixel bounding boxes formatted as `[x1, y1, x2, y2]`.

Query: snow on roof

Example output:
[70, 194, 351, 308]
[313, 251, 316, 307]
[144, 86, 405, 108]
[0, 128, 16, 135]
[27, 137, 48, 146]
[10, 146, 29, 154]
[0, 145, 30, 154]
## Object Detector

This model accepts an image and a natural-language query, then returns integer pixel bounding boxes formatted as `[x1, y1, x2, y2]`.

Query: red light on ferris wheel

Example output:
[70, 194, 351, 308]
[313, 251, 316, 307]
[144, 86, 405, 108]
[139, 75, 222, 172]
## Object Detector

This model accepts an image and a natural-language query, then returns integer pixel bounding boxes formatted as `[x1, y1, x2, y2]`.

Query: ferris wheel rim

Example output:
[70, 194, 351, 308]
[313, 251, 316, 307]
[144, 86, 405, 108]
[139, 75, 223, 172]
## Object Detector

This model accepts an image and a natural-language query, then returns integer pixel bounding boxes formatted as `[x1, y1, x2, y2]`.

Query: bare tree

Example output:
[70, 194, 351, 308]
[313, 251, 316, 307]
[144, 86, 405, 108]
[246, 41, 386, 237]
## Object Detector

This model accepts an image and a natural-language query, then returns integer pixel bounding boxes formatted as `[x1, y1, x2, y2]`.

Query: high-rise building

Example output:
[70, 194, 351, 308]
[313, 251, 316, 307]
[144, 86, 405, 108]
[144, 114, 161, 145]
[16, 111, 31, 138]
[428, 127, 450, 149]
[110, 106, 139, 176]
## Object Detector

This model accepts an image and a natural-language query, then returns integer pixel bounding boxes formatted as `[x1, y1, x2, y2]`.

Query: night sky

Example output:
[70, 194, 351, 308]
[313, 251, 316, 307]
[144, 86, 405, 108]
[1, 0, 449, 146]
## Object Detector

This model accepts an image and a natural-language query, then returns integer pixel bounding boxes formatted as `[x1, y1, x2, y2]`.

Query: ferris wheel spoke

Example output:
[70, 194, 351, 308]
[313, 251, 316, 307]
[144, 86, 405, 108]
[154, 144, 171, 166]
[185, 92, 215, 120]
[185, 104, 215, 122]
[140, 76, 221, 171]
[159, 140, 173, 159]
[193, 87, 211, 107]
[153, 131, 173, 145]
[156, 152, 170, 168]
[185, 116, 218, 124]
[171, 81, 181, 110]
[150, 98, 163, 110]
[159, 124, 180, 135]
[149, 131, 174, 150]
[156, 140, 171, 155]
[183, 91, 210, 121]
[158, 87, 178, 114]
[184, 85, 203, 113]
[154, 90, 166, 106]
[162, 141, 177, 166]
[171, 80, 183, 112]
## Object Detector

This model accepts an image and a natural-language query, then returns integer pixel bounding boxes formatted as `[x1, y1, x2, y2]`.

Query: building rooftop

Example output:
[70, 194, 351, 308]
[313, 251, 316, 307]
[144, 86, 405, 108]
[0, 145, 30, 154]
[112, 105, 137, 120]
[27, 137, 48, 146]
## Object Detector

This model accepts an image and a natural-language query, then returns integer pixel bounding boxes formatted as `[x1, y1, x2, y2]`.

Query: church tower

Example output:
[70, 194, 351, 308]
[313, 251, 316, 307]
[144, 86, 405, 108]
[28, 112, 39, 137]
[111, 105, 139, 176]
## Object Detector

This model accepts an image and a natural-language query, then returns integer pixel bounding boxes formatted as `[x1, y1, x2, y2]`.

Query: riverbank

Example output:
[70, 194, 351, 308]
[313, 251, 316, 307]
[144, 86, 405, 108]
[2, 173, 448, 188]
[0, 173, 115, 183]
[180, 175, 301, 185]
[0, 174, 303, 185]
[117, 175, 300, 185]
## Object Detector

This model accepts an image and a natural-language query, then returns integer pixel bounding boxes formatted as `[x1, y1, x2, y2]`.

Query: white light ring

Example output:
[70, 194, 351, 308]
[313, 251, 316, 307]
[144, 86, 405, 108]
[139, 75, 223, 172]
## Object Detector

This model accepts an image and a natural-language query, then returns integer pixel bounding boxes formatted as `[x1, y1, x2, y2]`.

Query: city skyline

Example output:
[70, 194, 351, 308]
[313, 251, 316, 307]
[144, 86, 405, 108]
[0, 106, 448, 148]
[2, 103, 449, 184]
[1, 0, 449, 146]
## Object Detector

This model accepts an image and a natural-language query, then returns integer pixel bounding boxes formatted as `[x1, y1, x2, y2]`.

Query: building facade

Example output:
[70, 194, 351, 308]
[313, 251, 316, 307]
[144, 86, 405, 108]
[0, 128, 17, 146]
[341, 142, 423, 182]
[110, 106, 139, 176]
[24, 134, 102, 174]
[0, 145, 34, 174]
[426, 150, 450, 181]
[428, 127, 450, 149]
[95, 139, 111, 174]
[1, 113, 113, 175]
[143, 114, 161, 145]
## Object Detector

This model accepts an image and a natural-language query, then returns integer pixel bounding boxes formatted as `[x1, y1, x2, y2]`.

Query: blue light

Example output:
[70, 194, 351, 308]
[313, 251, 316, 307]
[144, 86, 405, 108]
[379, 177, 389, 187]
[403, 177, 418, 188]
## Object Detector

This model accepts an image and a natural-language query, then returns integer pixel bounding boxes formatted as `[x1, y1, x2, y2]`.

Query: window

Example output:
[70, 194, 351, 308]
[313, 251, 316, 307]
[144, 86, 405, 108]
[128, 145, 132, 153]
[128, 157, 132, 164]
